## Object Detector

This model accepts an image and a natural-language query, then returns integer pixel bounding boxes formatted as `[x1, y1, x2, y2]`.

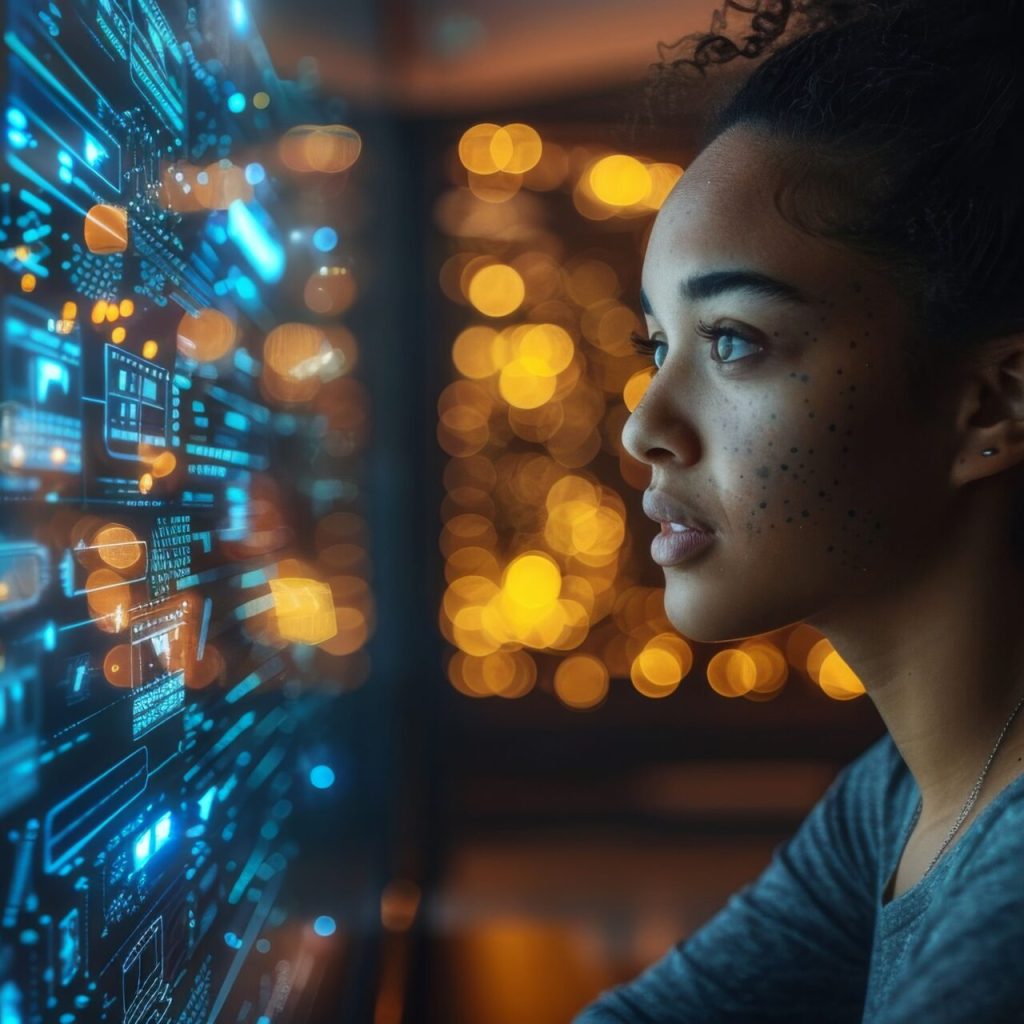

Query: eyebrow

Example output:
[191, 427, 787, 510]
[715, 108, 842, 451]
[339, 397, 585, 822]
[640, 269, 812, 316]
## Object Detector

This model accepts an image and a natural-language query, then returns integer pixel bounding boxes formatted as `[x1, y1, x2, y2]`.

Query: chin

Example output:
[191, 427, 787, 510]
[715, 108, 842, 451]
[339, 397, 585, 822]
[661, 574, 801, 646]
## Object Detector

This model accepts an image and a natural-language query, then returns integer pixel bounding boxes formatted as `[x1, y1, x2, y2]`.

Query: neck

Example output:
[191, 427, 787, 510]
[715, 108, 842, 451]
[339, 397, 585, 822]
[807, 497, 1024, 824]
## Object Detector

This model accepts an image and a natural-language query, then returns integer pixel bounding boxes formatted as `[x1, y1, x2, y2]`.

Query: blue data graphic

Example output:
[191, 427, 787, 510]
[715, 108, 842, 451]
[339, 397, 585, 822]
[0, 1, 373, 1020]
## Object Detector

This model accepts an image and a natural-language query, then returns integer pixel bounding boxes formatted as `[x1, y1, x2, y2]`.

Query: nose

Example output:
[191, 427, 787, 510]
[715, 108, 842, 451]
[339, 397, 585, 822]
[620, 370, 701, 468]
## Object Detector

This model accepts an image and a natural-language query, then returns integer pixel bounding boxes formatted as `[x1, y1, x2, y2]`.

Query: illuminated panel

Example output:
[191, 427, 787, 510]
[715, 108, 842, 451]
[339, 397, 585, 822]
[0, 641, 40, 817]
[5, 9, 123, 203]
[0, 541, 50, 618]
[149, 514, 193, 597]
[60, 539, 148, 597]
[1, 0, 373, 1016]
[122, 916, 171, 1024]
[104, 345, 171, 458]
[0, 296, 82, 477]
[129, 598, 191, 740]
[44, 748, 149, 874]
[129, 0, 185, 136]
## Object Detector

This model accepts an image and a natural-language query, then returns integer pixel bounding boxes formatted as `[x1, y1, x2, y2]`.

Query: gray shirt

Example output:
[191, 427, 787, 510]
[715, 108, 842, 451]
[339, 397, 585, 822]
[573, 732, 1024, 1022]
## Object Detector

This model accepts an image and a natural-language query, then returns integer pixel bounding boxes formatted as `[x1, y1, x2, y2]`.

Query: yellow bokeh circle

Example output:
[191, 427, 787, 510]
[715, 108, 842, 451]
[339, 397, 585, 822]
[554, 655, 609, 710]
[467, 264, 525, 318]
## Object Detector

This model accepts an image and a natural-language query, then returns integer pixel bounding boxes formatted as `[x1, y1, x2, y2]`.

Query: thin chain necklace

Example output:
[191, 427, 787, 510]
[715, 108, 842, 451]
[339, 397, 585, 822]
[906, 686, 1024, 879]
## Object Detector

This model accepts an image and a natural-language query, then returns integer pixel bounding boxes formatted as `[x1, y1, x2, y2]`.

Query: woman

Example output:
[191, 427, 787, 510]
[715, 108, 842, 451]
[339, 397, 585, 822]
[574, 1, 1024, 1021]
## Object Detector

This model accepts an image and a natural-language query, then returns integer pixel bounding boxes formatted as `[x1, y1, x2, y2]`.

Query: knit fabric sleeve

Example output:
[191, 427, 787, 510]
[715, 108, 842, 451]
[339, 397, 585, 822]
[571, 735, 895, 1023]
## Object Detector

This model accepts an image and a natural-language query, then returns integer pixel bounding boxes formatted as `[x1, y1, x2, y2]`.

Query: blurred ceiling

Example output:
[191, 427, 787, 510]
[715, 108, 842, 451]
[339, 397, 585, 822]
[256, 0, 717, 113]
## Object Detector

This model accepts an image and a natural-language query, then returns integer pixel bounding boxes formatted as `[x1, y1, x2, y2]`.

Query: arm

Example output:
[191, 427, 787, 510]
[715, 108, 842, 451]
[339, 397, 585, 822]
[572, 741, 890, 1023]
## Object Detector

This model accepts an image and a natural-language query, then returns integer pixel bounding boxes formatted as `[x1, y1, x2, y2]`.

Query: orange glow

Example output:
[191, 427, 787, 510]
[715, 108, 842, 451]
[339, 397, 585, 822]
[630, 632, 692, 699]
[623, 368, 653, 412]
[588, 155, 652, 207]
[451, 325, 499, 379]
[118, 298, 135, 317]
[85, 569, 131, 633]
[458, 123, 507, 175]
[501, 123, 543, 173]
[503, 553, 561, 608]
[498, 360, 557, 409]
[554, 655, 609, 710]
[737, 639, 789, 699]
[817, 648, 867, 700]
[19, 273, 35, 293]
[138, 473, 153, 495]
[381, 879, 422, 932]
[93, 524, 144, 570]
[111, 326, 126, 344]
[280, 124, 362, 174]
[467, 264, 525, 318]
[268, 577, 337, 645]
[142, 340, 158, 360]
[103, 644, 132, 687]
[187, 643, 224, 689]
[263, 323, 327, 377]
[318, 606, 369, 656]
[303, 266, 357, 315]
[84, 204, 128, 254]
[194, 160, 253, 208]
[176, 308, 237, 362]
[150, 451, 177, 478]
[707, 649, 758, 698]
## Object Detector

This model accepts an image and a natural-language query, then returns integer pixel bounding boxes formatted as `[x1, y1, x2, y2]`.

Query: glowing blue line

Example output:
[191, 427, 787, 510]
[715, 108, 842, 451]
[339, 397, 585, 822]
[226, 200, 284, 283]
[18, 189, 50, 214]
[6, 154, 87, 216]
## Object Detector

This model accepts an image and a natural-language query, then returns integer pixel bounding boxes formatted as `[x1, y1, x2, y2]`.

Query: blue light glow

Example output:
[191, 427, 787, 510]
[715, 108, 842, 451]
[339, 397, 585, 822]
[227, 92, 246, 114]
[244, 162, 265, 185]
[309, 764, 335, 789]
[312, 226, 338, 252]
[6, 107, 27, 129]
[84, 135, 105, 167]
[134, 832, 151, 867]
[231, 0, 249, 29]
[234, 275, 257, 302]
[227, 200, 285, 284]
[7, 129, 27, 149]
[313, 915, 336, 937]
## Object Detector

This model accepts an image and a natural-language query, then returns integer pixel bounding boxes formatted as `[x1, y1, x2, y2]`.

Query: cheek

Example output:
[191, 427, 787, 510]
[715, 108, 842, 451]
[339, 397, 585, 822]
[726, 365, 903, 562]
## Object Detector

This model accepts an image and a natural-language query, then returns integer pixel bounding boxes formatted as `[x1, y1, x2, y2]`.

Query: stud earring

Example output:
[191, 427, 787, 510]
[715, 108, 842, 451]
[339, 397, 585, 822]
[982, 448, 999, 456]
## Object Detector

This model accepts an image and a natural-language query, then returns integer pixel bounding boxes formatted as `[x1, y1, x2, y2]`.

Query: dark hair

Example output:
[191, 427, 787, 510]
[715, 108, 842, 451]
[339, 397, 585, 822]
[640, 0, 1024, 564]
[645, 0, 1024, 410]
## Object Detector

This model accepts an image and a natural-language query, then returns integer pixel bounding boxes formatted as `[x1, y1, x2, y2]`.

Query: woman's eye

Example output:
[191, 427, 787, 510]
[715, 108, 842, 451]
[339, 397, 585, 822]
[695, 319, 764, 365]
[630, 323, 764, 371]
[629, 331, 668, 369]
[706, 331, 762, 364]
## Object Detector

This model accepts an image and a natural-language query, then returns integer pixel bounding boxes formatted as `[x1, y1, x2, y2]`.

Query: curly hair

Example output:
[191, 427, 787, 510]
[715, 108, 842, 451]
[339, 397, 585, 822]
[643, 0, 1024, 391]
[641, 0, 1024, 558]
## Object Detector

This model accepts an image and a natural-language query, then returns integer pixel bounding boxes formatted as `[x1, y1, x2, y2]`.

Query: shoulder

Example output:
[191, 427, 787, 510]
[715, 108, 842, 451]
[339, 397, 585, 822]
[827, 731, 908, 813]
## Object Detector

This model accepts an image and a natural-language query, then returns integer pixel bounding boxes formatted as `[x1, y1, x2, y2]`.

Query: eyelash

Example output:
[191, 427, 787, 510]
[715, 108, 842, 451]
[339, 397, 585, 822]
[629, 320, 764, 369]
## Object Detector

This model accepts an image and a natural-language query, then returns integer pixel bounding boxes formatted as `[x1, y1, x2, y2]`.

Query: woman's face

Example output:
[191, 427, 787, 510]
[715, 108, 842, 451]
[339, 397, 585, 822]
[622, 125, 957, 643]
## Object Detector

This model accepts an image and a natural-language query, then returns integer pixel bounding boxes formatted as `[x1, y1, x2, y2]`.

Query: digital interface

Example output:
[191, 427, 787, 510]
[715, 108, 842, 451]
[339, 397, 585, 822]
[0, 1, 372, 1019]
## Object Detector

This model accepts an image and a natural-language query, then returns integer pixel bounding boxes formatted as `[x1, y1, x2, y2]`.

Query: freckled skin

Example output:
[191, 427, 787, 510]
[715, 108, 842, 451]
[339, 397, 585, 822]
[621, 126, 957, 644]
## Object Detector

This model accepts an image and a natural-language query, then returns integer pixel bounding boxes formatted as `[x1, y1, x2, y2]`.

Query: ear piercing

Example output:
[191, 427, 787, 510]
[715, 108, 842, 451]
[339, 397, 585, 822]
[982, 448, 999, 456]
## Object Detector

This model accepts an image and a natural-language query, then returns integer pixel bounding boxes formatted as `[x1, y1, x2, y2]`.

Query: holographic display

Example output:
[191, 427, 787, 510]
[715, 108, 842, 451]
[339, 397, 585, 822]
[1, 1, 370, 1019]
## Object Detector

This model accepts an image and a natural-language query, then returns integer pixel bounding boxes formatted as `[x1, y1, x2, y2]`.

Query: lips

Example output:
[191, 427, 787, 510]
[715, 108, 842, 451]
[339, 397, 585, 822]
[642, 490, 714, 534]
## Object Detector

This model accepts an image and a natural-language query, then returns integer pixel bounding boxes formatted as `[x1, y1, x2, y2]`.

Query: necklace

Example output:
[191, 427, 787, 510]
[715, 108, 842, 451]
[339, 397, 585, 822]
[906, 686, 1024, 880]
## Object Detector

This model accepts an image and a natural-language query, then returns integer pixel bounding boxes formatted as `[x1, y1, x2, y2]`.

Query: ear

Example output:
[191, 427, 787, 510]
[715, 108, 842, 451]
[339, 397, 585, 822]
[949, 333, 1024, 489]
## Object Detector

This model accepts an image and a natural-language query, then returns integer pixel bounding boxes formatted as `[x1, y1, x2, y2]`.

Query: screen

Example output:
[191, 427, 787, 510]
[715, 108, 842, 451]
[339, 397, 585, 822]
[0, 1, 372, 1020]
